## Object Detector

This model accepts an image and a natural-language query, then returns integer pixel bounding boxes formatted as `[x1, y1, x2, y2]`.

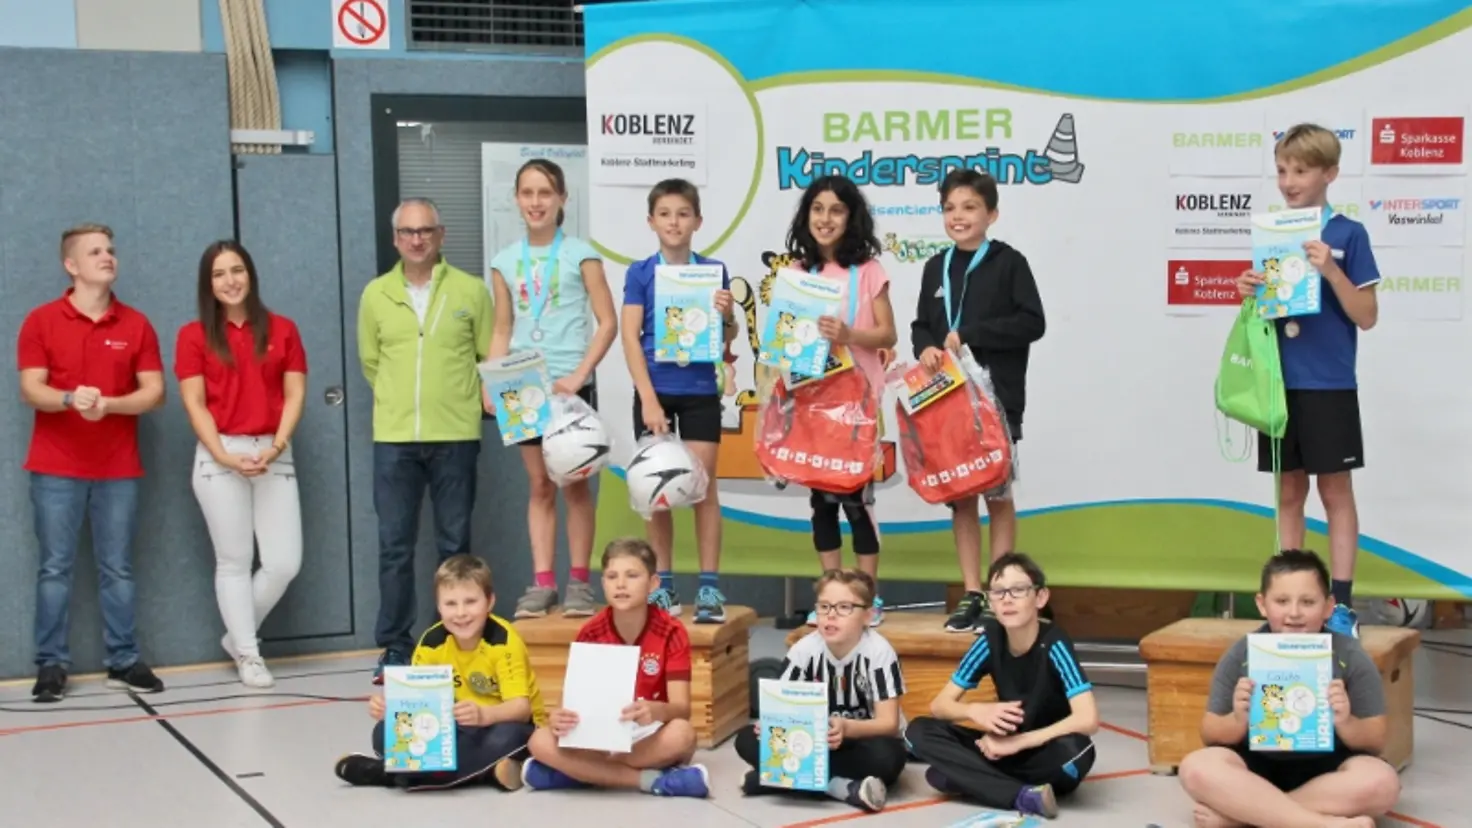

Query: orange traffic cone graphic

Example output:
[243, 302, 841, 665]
[1044, 114, 1084, 183]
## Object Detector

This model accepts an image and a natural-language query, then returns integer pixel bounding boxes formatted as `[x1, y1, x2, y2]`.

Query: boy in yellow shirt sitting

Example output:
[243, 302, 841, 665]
[335, 554, 548, 791]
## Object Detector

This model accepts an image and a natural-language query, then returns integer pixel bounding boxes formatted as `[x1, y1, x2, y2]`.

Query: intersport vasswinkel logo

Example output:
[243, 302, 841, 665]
[1369, 197, 1462, 225]
[600, 112, 697, 146]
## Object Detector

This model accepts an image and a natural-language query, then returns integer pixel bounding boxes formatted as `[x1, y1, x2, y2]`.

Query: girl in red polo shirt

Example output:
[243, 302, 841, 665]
[175, 240, 307, 689]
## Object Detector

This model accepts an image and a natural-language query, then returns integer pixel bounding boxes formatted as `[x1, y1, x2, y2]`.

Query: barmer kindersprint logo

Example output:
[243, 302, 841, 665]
[775, 108, 1086, 190]
[1369, 197, 1462, 225]
[600, 112, 697, 146]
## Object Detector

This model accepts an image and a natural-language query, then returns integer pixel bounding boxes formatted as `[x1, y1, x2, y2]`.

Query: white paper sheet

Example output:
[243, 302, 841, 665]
[558, 642, 640, 753]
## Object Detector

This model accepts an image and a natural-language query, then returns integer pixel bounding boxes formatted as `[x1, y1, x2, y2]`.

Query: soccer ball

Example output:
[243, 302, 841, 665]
[540, 406, 612, 486]
[625, 438, 706, 514]
[1366, 598, 1432, 629]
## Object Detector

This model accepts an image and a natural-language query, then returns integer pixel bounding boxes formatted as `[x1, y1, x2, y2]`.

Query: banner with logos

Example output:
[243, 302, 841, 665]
[581, 0, 1472, 599]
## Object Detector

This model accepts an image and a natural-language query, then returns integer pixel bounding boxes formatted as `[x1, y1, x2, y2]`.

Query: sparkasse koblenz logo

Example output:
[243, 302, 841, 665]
[600, 112, 697, 146]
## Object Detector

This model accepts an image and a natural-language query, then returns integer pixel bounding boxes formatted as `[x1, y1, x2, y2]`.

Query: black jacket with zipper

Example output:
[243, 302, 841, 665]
[910, 239, 1045, 439]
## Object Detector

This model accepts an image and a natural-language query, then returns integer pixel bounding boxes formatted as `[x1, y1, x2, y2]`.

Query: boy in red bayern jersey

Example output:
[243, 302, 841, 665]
[522, 538, 710, 797]
[17, 223, 167, 702]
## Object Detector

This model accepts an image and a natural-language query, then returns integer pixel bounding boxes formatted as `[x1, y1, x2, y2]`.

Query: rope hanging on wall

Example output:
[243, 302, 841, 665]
[220, 0, 283, 155]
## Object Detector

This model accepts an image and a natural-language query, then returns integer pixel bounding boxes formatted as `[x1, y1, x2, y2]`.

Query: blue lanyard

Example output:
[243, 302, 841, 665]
[809, 263, 860, 324]
[941, 240, 991, 332]
[520, 228, 563, 323]
[1320, 205, 1334, 231]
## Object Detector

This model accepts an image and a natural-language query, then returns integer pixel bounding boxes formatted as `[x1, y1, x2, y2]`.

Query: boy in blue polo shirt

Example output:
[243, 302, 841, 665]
[1237, 123, 1381, 639]
[620, 179, 738, 624]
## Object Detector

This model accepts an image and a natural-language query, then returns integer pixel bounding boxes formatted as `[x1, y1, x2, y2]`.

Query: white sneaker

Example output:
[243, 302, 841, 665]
[236, 655, 275, 688]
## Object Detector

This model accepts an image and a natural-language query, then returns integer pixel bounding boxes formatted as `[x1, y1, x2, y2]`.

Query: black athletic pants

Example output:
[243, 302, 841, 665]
[906, 717, 1095, 808]
[371, 720, 534, 789]
[735, 725, 908, 786]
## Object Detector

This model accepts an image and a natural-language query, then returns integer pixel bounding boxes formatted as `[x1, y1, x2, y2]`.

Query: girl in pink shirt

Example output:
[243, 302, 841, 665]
[783, 175, 898, 626]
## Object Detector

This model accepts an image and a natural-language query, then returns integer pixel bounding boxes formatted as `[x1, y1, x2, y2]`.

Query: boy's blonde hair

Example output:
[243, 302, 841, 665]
[814, 568, 876, 606]
[1274, 123, 1341, 170]
[60, 223, 114, 261]
[601, 537, 657, 574]
[434, 554, 494, 597]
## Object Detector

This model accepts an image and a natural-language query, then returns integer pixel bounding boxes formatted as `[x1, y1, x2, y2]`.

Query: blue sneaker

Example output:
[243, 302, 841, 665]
[648, 586, 682, 617]
[870, 595, 885, 627]
[1327, 603, 1361, 638]
[649, 764, 709, 798]
[694, 585, 727, 624]
[521, 759, 589, 791]
[371, 648, 409, 685]
[1015, 783, 1059, 818]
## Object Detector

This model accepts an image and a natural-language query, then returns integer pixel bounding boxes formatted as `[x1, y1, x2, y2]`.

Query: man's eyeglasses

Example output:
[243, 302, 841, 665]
[395, 226, 441, 240]
[987, 585, 1038, 601]
[815, 601, 871, 617]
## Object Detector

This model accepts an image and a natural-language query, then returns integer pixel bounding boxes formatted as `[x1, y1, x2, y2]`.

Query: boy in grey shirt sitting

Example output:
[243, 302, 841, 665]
[1177, 549, 1401, 828]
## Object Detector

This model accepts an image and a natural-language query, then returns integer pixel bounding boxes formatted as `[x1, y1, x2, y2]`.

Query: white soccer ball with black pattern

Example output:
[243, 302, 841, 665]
[1366, 597, 1431, 629]
[540, 406, 612, 486]
[625, 438, 706, 514]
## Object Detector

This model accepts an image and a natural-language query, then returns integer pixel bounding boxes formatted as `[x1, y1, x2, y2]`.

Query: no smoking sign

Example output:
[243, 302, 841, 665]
[333, 0, 391, 50]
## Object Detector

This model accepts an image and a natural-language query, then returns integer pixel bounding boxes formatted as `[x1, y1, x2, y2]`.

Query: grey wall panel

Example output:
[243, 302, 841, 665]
[75, 0, 202, 53]
[0, 49, 234, 679]
[234, 154, 355, 644]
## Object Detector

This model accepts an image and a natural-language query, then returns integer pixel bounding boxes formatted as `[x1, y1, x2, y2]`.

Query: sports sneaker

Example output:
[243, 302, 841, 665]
[650, 764, 710, 798]
[1327, 603, 1361, 638]
[372, 648, 409, 685]
[236, 655, 275, 689]
[805, 609, 818, 626]
[521, 758, 589, 791]
[869, 595, 886, 627]
[561, 581, 599, 617]
[649, 586, 682, 617]
[514, 585, 559, 619]
[693, 585, 727, 624]
[1015, 783, 1059, 818]
[844, 776, 887, 812]
[945, 591, 986, 633]
[107, 660, 164, 693]
[32, 664, 67, 703]
[492, 757, 524, 791]
[334, 753, 391, 787]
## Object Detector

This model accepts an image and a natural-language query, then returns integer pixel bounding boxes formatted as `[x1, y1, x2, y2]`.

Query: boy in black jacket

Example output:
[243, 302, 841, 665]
[912, 170, 1046, 633]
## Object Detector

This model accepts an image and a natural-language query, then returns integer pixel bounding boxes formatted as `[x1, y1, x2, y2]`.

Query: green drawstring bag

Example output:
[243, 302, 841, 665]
[1215, 298, 1287, 439]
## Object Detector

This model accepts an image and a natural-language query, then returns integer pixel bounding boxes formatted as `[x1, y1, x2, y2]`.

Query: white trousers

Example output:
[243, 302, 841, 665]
[192, 435, 303, 658]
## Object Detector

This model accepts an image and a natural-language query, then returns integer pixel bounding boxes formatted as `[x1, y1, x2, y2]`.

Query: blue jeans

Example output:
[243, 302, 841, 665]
[373, 441, 480, 654]
[30, 473, 141, 670]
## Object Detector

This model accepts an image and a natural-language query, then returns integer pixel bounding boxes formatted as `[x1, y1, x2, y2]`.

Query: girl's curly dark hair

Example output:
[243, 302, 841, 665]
[784, 174, 881, 269]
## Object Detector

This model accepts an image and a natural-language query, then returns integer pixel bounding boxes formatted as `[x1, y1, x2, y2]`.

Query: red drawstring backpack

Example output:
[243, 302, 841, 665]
[755, 354, 881, 495]
[892, 352, 1013, 504]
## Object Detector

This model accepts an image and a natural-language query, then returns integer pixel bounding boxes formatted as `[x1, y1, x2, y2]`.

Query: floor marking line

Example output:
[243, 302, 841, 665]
[131, 693, 286, 828]
[0, 698, 339, 737]
[0, 648, 378, 688]
[1100, 721, 1149, 741]
[775, 768, 1153, 828]
[1388, 811, 1446, 828]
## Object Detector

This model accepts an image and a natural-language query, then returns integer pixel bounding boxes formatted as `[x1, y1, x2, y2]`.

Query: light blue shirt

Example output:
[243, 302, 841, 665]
[489, 235, 601, 382]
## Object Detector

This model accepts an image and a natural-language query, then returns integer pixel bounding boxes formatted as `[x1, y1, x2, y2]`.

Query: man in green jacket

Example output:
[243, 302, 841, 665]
[358, 198, 493, 683]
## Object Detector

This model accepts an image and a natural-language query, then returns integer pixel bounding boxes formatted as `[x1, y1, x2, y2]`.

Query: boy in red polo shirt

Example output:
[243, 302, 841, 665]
[522, 538, 708, 797]
[16, 224, 167, 702]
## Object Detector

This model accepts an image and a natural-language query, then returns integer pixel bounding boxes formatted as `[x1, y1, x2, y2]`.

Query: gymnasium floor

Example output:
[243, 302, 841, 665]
[1, 623, 1465, 828]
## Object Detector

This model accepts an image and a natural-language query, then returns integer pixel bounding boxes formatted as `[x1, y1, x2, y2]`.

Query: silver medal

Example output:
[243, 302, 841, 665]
[530, 327, 544, 342]
[1285, 320, 1300, 338]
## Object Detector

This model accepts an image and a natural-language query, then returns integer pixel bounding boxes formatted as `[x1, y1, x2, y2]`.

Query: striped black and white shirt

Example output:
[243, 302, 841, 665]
[780, 630, 906, 722]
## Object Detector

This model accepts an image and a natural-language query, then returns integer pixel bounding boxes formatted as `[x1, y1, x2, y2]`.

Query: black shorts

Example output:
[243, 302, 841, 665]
[1234, 745, 1361, 792]
[632, 391, 722, 443]
[520, 385, 598, 447]
[1257, 389, 1363, 475]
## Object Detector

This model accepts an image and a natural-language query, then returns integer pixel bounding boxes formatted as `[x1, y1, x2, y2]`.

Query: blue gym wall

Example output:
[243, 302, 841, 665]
[0, 0, 864, 681]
